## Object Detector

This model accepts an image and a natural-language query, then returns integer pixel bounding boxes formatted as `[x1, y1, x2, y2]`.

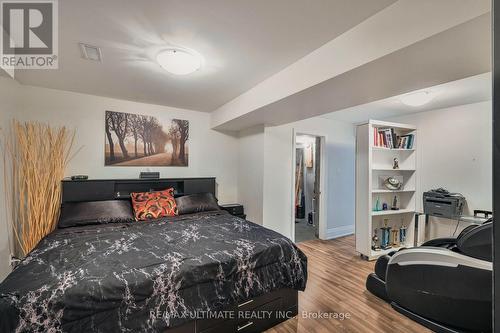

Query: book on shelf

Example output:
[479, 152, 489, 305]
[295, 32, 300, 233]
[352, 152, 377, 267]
[373, 128, 414, 149]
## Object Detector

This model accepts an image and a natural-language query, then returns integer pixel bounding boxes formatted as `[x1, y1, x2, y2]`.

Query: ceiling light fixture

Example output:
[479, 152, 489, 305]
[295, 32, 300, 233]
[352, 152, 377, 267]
[156, 48, 202, 75]
[399, 91, 435, 107]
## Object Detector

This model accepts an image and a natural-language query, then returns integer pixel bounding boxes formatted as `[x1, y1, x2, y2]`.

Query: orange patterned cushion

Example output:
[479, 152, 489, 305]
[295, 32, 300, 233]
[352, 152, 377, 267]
[130, 188, 178, 221]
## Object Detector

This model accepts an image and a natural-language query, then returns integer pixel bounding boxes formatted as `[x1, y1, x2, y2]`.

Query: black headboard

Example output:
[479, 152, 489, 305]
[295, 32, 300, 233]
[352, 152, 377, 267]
[61, 178, 216, 203]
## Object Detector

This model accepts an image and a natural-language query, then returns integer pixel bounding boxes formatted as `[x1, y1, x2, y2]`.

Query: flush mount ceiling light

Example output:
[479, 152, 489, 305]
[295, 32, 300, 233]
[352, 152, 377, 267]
[156, 48, 202, 75]
[399, 91, 435, 107]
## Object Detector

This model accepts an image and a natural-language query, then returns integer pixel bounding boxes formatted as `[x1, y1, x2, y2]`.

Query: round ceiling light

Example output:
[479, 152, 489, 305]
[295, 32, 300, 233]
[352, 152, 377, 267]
[156, 48, 202, 75]
[399, 91, 435, 107]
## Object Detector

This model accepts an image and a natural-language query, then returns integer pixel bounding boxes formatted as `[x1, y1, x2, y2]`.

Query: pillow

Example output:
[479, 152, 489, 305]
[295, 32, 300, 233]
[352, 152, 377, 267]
[175, 192, 221, 215]
[58, 200, 134, 228]
[131, 188, 178, 221]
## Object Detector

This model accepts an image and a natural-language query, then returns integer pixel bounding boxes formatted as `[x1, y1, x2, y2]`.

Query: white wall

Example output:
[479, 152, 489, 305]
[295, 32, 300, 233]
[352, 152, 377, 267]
[262, 117, 356, 239]
[0, 78, 22, 280]
[390, 101, 492, 238]
[237, 126, 264, 224]
[11, 83, 239, 203]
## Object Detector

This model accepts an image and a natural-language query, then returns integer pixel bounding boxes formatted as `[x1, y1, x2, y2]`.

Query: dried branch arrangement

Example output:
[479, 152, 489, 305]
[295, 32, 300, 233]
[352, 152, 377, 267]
[3, 121, 75, 256]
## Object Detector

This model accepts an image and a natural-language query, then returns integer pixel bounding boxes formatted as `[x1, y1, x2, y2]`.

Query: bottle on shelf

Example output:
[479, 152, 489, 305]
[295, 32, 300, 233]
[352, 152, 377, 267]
[374, 196, 381, 211]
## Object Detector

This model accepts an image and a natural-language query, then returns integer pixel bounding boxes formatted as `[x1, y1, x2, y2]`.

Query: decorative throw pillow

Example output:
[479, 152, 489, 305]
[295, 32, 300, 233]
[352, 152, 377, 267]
[175, 192, 220, 215]
[131, 188, 178, 221]
[58, 200, 134, 228]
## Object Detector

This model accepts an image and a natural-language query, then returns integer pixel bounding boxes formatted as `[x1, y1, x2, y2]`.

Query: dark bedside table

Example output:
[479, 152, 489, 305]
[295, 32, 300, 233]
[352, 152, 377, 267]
[220, 204, 246, 219]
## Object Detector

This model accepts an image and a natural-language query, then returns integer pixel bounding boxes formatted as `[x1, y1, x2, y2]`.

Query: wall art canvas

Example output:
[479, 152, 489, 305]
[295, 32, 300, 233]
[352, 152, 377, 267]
[105, 110, 189, 166]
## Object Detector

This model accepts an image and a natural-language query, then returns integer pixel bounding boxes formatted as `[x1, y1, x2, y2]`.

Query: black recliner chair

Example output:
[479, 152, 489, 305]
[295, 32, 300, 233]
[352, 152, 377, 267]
[366, 221, 492, 333]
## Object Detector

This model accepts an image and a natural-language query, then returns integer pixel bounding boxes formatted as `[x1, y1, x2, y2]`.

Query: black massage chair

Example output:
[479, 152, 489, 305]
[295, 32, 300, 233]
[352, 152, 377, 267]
[366, 221, 492, 333]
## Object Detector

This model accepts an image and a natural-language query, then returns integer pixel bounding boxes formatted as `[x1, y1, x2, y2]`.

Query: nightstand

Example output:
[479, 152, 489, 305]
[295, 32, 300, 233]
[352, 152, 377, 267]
[220, 204, 246, 219]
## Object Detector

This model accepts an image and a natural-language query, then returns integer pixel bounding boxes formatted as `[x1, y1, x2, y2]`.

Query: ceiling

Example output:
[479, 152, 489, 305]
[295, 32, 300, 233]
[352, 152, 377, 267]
[321, 72, 491, 123]
[8, 0, 396, 112]
[214, 12, 491, 131]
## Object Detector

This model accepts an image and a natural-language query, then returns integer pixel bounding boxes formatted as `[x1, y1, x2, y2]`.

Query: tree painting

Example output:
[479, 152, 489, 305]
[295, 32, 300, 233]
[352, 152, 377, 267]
[104, 111, 189, 166]
[173, 119, 189, 164]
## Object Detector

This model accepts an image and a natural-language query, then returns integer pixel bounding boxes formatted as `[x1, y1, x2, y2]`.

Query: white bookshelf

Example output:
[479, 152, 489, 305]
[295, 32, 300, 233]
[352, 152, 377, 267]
[355, 120, 417, 260]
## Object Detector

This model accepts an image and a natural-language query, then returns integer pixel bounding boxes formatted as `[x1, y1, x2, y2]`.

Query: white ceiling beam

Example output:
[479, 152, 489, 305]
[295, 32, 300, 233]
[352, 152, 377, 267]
[210, 0, 491, 129]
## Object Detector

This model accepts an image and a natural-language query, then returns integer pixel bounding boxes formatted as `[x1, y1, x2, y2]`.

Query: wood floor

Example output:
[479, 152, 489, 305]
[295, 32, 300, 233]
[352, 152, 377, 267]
[266, 236, 430, 333]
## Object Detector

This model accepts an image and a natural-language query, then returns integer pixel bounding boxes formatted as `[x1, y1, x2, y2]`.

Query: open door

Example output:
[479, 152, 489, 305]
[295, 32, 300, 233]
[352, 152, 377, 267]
[294, 133, 325, 243]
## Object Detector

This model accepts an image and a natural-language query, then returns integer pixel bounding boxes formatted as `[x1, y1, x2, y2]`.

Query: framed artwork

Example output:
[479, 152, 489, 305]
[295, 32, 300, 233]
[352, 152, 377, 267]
[105, 110, 189, 166]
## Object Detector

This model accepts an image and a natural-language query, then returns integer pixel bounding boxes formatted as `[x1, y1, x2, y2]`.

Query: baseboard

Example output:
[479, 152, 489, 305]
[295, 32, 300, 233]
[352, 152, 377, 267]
[326, 225, 354, 239]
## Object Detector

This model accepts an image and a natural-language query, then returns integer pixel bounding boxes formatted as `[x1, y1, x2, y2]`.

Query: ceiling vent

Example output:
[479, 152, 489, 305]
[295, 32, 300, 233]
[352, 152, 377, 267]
[79, 43, 102, 62]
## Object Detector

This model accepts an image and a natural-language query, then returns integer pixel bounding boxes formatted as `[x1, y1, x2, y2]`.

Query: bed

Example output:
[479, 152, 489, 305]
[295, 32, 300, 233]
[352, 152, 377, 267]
[0, 178, 307, 333]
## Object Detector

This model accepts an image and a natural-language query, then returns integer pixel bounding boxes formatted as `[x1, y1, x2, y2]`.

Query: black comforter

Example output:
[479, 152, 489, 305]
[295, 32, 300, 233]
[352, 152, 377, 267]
[0, 211, 307, 332]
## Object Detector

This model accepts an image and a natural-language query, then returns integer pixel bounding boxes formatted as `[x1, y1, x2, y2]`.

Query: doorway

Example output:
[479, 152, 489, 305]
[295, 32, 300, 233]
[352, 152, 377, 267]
[294, 134, 322, 243]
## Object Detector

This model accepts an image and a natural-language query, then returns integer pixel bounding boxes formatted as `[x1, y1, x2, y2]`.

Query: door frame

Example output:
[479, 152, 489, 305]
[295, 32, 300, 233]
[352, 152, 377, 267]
[291, 131, 328, 241]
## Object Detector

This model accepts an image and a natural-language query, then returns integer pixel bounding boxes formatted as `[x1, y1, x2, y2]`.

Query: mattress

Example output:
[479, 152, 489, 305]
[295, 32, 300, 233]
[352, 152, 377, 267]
[0, 211, 307, 332]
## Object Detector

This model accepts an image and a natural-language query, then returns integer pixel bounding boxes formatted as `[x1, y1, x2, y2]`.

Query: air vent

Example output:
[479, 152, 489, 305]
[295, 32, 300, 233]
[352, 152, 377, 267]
[79, 43, 102, 62]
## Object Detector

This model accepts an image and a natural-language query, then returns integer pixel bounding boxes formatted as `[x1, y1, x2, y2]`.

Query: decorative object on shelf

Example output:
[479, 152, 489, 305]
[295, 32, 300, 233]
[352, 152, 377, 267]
[392, 157, 399, 170]
[380, 228, 391, 249]
[3, 120, 78, 257]
[384, 176, 403, 190]
[374, 196, 381, 211]
[391, 195, 399, 210]
[105, 110, 189, 167]
[391, 229, 399, 246]
[380, 219, 392, 250]
[139, 171, 160, 179]
[382, 202, 388, 210]
[399, 222, 407, 243]
[371, 229, 380, 251]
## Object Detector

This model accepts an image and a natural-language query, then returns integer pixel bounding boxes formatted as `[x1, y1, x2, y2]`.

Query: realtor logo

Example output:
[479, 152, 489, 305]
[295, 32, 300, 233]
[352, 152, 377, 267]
[1, 0, 58, 71]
